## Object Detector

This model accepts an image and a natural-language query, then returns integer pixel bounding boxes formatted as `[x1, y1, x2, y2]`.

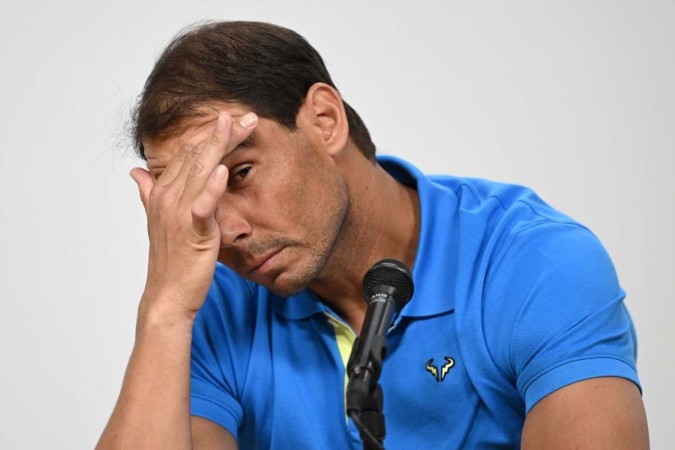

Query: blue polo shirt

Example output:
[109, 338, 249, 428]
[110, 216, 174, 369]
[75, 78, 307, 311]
[190, 156, 640, 448]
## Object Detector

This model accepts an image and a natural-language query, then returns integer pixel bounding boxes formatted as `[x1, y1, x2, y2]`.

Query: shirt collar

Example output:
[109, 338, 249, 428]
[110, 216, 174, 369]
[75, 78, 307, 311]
[273, 288, 328, 320]
[378, 155, 457, 318]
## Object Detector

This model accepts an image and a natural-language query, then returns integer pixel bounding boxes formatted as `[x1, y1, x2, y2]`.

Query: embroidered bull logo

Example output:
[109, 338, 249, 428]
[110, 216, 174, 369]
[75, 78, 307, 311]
[425, 357, 455, 382]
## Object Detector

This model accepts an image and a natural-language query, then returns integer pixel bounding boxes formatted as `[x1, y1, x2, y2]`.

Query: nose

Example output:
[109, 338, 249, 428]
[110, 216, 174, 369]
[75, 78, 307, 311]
[214, 202, 252, 247]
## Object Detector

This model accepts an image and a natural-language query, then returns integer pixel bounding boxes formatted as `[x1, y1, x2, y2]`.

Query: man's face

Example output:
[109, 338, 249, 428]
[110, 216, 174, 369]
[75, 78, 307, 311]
[143, 104, 350, 297]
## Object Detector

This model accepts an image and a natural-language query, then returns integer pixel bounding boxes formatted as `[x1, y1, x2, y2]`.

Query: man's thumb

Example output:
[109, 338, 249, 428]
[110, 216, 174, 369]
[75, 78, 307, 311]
[129, 167, 153, 211]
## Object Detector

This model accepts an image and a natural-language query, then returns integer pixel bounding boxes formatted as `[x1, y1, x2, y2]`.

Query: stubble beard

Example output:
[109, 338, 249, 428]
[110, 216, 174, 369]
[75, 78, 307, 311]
[268, 181, 351, 298]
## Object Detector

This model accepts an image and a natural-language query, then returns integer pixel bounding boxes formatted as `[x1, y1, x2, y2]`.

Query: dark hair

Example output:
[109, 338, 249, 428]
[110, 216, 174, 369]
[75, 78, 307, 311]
[132, 21, 376, 160]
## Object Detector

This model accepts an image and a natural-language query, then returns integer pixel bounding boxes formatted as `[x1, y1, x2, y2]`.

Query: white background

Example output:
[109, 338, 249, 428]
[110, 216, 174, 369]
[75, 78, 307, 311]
[0, 0, 672, 448]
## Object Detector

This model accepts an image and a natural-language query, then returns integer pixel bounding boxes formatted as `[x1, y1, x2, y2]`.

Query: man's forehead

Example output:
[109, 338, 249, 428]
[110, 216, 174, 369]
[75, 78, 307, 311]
[143, 103, 251, 169]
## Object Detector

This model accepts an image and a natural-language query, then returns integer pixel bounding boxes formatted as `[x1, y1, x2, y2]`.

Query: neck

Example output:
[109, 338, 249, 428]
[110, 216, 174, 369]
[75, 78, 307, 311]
[308, 151, 420, 334]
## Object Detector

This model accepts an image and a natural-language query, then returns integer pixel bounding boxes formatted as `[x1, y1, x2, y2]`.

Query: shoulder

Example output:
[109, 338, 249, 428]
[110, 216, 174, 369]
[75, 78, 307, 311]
[438, 179, 640, 413]
[485, 221, 621, 317]
[482, 222, 639, 411]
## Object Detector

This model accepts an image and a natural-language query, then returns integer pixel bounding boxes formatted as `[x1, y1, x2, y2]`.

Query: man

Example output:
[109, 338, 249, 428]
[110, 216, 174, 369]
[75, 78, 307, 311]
[97, 21, 649, 449]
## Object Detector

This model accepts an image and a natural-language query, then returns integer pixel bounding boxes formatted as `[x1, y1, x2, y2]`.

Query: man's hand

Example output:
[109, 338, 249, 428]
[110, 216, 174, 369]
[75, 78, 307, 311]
[97, 111, 255, 450]
[130, 111, 258, 320]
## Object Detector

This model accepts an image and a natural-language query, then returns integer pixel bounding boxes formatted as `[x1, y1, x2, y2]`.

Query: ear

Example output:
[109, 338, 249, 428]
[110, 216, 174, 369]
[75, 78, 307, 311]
[296, 83, 349, 156]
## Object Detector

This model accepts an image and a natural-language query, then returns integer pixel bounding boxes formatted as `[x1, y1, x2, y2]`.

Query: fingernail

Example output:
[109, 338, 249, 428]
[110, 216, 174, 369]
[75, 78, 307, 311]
[239, 112, 258, 128]
[214, 164, 227, 181]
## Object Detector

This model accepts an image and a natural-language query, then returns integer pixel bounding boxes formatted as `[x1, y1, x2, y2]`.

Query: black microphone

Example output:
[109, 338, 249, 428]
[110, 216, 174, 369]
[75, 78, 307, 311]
[346, 258, 414, 449]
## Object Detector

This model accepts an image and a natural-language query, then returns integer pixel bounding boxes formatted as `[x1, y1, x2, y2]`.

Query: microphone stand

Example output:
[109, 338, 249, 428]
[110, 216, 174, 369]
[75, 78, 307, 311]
[346, 334, 387, 450]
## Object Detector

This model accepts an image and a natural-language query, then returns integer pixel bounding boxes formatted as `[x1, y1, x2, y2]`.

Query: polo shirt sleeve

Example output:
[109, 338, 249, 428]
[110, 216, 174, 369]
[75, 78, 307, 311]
[190, 268, 255, 440]
[483, 222, 640, 414]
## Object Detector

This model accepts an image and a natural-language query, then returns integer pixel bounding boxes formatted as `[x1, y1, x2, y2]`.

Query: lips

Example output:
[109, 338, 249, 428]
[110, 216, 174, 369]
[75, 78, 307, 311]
[245, 248, 284, 274]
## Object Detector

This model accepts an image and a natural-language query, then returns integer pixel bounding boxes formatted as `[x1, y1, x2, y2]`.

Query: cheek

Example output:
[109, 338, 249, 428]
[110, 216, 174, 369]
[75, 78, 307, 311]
[297, 172, 349, 237]
[230, 167, 302, 232]
[239, 141, 345, 236]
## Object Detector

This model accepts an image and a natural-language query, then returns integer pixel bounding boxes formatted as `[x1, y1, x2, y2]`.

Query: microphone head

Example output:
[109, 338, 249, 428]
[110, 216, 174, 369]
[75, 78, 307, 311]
[362, 258, 414, 311]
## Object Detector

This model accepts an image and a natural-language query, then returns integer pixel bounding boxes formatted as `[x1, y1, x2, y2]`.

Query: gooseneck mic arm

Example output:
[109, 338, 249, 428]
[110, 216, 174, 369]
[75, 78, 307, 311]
[346, 259, 414, 450]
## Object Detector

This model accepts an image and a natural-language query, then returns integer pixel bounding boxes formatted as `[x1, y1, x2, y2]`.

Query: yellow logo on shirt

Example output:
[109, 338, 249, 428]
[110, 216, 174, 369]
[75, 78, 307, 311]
[425, 357, 455, 382]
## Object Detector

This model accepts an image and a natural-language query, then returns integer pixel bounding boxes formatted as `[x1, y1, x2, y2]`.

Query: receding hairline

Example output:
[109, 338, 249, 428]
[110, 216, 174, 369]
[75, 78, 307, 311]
[138, 100, 282, 160]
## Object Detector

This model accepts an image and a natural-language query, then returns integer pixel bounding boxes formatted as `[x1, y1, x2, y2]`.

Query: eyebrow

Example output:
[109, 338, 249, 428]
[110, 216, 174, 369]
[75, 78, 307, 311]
[232, 132, 257, 153]
[221, 132, 257, 162]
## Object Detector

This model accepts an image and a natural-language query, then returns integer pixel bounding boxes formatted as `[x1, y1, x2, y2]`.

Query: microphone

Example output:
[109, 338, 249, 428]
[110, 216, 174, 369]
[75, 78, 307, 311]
[346, 258, 414, 449]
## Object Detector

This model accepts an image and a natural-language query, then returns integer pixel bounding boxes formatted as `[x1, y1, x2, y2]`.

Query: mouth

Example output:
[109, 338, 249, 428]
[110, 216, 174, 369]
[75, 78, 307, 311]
[246, 247, 285, 275]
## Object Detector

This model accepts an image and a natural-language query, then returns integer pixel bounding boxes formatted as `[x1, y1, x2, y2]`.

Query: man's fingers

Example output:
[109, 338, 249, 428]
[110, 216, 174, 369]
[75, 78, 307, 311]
[180, 111, 258, 201]
[152, 109, 241, 191]
[193, 111, 258, 178]
[208, 110, 258, 148]
[129, 167, 154, 212]
[141, 111, 258, 238]
[191, 164, 229, 236]
[153, 142, 192, 190]
[154, 113, 233, 208]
